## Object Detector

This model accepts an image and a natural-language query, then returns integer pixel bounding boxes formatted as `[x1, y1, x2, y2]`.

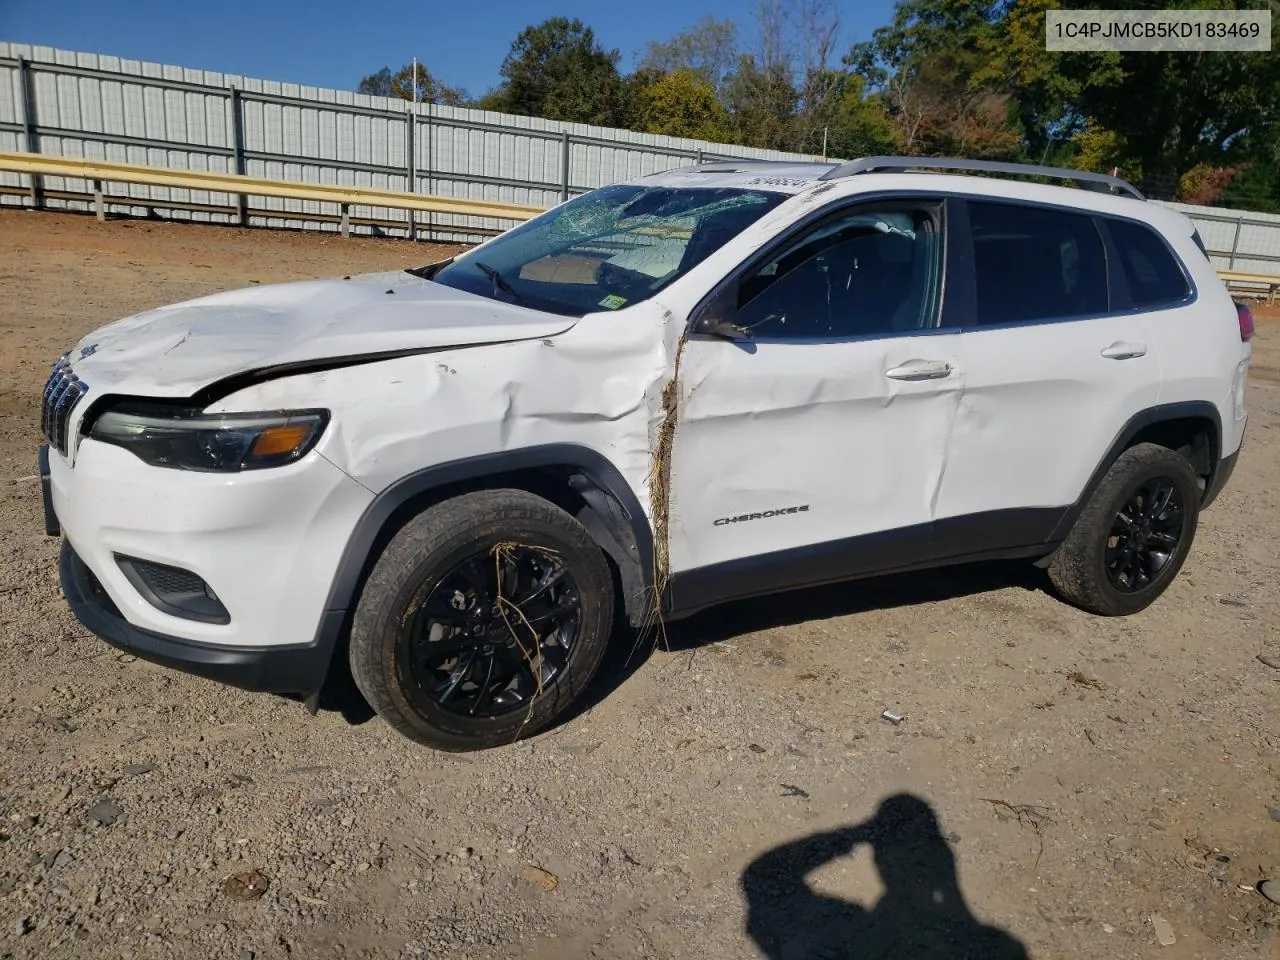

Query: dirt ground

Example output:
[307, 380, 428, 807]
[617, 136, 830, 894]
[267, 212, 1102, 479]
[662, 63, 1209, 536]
[0, 208, 1278, 960]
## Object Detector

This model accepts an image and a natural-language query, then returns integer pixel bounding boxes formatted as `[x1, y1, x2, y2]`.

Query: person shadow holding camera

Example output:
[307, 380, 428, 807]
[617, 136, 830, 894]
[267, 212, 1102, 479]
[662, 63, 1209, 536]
[741, 794, 1029, 960]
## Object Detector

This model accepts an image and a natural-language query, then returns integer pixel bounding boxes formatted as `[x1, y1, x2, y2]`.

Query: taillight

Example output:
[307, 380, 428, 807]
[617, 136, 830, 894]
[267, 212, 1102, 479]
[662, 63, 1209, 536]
[1236, 301, 1254, 342]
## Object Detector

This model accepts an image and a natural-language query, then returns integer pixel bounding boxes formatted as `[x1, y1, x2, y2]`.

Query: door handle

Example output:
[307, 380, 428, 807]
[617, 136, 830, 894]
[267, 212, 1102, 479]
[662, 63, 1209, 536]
[885, 359, 953, 381]
[1101, 341, 1147, 360]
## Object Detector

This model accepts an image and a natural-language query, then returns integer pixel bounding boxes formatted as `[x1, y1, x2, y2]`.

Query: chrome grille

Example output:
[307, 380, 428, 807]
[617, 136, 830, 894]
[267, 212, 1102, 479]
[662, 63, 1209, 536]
[41, 354, 89, 456]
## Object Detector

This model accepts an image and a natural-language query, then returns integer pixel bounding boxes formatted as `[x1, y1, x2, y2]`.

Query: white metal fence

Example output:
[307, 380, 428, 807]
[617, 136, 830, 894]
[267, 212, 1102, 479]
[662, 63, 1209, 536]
[1, 41, 1278, 276]
[0, 42, 817, 241]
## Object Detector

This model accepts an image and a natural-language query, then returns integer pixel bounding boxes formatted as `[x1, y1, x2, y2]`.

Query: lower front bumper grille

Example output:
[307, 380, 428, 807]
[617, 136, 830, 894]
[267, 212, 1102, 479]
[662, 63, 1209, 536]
[41, 355, 88, 456]
[115, 555, 231, 625]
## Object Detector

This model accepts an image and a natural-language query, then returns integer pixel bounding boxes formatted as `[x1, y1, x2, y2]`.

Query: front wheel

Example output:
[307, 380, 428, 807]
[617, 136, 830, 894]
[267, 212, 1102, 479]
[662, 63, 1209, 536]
[1047, 443, 1201, 616]
[348, 489, 614, 751]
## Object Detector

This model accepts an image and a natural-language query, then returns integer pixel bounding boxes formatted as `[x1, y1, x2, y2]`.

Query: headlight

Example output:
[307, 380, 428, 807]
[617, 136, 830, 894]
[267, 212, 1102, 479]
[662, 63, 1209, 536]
[87, 403, 328, 471]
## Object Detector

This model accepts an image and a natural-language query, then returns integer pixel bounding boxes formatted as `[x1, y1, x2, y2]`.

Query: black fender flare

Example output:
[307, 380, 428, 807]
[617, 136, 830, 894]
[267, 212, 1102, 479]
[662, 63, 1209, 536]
[306, 445, 655, 706]
[1046, 400, 1223, 544]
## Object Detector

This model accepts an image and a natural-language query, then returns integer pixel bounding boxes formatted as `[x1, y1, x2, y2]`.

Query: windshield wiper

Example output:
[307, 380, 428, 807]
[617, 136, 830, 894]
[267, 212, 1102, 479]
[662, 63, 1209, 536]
[473, 260, 527, 305]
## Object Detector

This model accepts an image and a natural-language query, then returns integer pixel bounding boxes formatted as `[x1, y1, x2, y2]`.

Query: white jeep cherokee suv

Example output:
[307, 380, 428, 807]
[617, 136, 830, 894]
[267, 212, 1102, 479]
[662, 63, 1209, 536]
[40, 156, 1251, 751]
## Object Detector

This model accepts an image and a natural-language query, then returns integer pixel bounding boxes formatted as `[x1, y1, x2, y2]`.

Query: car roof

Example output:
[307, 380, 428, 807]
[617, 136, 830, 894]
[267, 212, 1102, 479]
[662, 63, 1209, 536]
[626, 157, 1191, 237]
[632, 160, 838, 194]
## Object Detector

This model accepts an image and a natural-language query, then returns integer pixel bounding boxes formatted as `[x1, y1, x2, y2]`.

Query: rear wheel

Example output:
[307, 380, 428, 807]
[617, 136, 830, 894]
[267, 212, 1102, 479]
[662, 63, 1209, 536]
[349, 489, 614, 751]
[1048, 443, 1201, 616]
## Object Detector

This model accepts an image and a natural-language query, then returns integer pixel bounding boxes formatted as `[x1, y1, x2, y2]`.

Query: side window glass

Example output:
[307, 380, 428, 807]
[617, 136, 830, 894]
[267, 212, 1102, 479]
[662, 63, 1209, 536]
[734, 208, 940, 339]
[968, 201, 1108, 325]
[1108, 218, 1192, 307]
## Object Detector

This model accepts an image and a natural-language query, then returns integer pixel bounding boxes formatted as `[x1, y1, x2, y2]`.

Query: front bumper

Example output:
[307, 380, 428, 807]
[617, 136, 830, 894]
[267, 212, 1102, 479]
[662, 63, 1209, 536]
[60, 539, 335, 694]
[47, 436, 373, 650]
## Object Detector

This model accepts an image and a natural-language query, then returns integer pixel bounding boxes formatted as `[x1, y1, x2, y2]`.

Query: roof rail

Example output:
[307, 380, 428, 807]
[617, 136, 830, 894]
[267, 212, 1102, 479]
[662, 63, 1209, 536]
[819, 156, 1145, 200]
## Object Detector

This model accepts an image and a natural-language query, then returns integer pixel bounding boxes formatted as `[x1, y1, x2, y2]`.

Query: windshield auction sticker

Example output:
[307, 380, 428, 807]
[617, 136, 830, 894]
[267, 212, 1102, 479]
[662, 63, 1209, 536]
[1046, 9, 1271, 52]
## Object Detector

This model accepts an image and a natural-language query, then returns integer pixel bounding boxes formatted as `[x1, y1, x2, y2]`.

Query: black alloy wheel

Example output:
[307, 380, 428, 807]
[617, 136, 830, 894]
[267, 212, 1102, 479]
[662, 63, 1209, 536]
[400, 545, 582, 719]
[1104, 477, 1188, 594]
[348, 488, 615, 751]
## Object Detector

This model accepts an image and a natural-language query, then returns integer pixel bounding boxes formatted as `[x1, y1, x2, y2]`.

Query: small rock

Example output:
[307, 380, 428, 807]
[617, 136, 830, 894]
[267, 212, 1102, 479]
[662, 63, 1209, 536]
[53, 849, 74, 869]
[945, 831, 961, 844]
[748, 743, 766, 754]
[1259, 880, 1280, 905]
[1150, 914, 1175, 946]
[1101, 923, 1115, 934]
[86, 799, 124, 827]
[166, 829, 184, 840]
[239, 952, 254, 960]
[13, 917, 32, 936]
[122, 763, 157, 778]
[1108, 836, 1137, 853]
[1258, 654, 1280, 671]
[1267, 807, 1280, 823]
[221, 869, 270, 901]
[521, 864, 559, 893]
[1113, 857, 1137, 876]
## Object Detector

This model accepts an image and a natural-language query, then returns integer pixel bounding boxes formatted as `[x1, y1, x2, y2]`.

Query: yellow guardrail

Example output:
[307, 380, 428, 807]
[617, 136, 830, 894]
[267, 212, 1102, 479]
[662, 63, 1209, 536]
[0, 151, 544, 231]
[1220, 270, 1280, 305]
[2, 151, 1280, 298]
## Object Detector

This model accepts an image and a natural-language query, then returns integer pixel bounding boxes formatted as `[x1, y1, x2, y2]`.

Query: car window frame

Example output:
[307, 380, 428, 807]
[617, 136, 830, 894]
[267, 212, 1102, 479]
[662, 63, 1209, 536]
[686, 193, 957, 345]
[959, 196, 1113, 329]
[946, 196, 1200, 334]
[1098, 215, 1197, 311]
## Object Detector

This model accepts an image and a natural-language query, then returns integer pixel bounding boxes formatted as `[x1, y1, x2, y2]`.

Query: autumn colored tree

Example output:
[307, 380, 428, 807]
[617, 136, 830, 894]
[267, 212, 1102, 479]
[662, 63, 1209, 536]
[631, 68, 735, 143]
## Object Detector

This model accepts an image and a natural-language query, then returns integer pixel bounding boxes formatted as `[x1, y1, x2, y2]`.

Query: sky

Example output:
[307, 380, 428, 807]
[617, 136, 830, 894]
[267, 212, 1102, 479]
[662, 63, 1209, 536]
[2, 0, 898, 97]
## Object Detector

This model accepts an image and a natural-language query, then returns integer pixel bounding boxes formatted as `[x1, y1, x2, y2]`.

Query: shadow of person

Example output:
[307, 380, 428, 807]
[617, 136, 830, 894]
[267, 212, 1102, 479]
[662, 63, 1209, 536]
[742, 794, 1028, 960]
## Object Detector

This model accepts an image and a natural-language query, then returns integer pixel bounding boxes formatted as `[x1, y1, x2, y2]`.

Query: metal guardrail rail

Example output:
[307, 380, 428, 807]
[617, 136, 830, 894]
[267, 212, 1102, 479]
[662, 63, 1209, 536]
[0, 151, 544, 235]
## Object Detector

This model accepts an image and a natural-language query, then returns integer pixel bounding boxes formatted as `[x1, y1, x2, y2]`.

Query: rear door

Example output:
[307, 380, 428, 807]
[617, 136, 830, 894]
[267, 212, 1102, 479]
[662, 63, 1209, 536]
[931, 198, 1161, 550]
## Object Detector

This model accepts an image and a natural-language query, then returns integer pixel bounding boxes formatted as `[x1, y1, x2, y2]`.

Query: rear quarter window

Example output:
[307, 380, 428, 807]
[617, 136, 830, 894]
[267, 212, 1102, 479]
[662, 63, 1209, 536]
[1106, 219, 1192, 308]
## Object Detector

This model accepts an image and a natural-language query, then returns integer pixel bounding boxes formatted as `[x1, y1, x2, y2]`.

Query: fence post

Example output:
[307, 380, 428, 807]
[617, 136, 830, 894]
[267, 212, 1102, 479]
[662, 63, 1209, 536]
[1228, 218, 1242, 271]
[696, 149, 704, 165]
[405, 109, 417, 241]
[228, 86, 248, 225]
[340, 203, 350, 239]
[93, 180, 105, 221]
[17, 56, 43, 209]
[560, 131, 571, 202]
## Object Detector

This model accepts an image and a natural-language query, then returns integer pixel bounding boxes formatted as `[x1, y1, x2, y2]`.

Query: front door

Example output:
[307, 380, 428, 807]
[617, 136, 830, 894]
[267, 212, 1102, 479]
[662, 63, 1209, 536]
[665, 200, 963, 611]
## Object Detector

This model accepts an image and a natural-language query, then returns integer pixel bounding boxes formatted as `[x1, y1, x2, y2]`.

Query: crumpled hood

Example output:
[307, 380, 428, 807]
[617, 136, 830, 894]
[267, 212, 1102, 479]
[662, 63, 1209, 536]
[66, 270, 578, 397]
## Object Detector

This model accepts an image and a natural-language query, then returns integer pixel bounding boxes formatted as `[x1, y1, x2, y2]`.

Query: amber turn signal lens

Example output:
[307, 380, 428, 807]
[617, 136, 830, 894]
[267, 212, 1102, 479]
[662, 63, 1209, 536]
[249, 424, 313, 458]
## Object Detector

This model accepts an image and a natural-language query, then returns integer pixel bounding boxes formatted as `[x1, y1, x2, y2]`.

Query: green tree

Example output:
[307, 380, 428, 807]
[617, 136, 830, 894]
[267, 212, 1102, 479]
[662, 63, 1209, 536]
[723, 54, 798, 151]
[1057, 0, 1280, 197]
[1221, 157, 1280, 213]
[356, 63, 467, 106]
[637, 16, 740, 92]
[822, 73, 903, 159]
[631, 68, 735, 142]
[491, 17, 628, 126]
[1070, 119, 1134, 180]
[846, 0, 1023, 158]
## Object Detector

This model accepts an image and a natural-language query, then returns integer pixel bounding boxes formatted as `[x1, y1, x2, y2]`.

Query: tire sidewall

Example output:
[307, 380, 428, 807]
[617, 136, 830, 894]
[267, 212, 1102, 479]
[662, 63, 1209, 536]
[1088, 451, 1200, 615]
[352, 494, 614, 751]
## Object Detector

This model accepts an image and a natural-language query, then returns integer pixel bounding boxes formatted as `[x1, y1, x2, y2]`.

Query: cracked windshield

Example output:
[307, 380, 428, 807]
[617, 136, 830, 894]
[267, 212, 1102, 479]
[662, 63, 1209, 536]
[425, 184, 786, 316]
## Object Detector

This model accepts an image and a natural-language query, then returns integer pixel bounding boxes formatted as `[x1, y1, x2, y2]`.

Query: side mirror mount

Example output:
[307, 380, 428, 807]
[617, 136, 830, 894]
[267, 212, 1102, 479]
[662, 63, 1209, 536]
[690, 287, 752, 340]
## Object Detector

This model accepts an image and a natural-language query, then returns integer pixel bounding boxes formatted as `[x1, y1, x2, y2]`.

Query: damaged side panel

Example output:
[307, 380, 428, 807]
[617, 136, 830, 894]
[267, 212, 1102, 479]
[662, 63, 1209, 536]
[664, 332, 965, 574]
[210, 303, 682, 577]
